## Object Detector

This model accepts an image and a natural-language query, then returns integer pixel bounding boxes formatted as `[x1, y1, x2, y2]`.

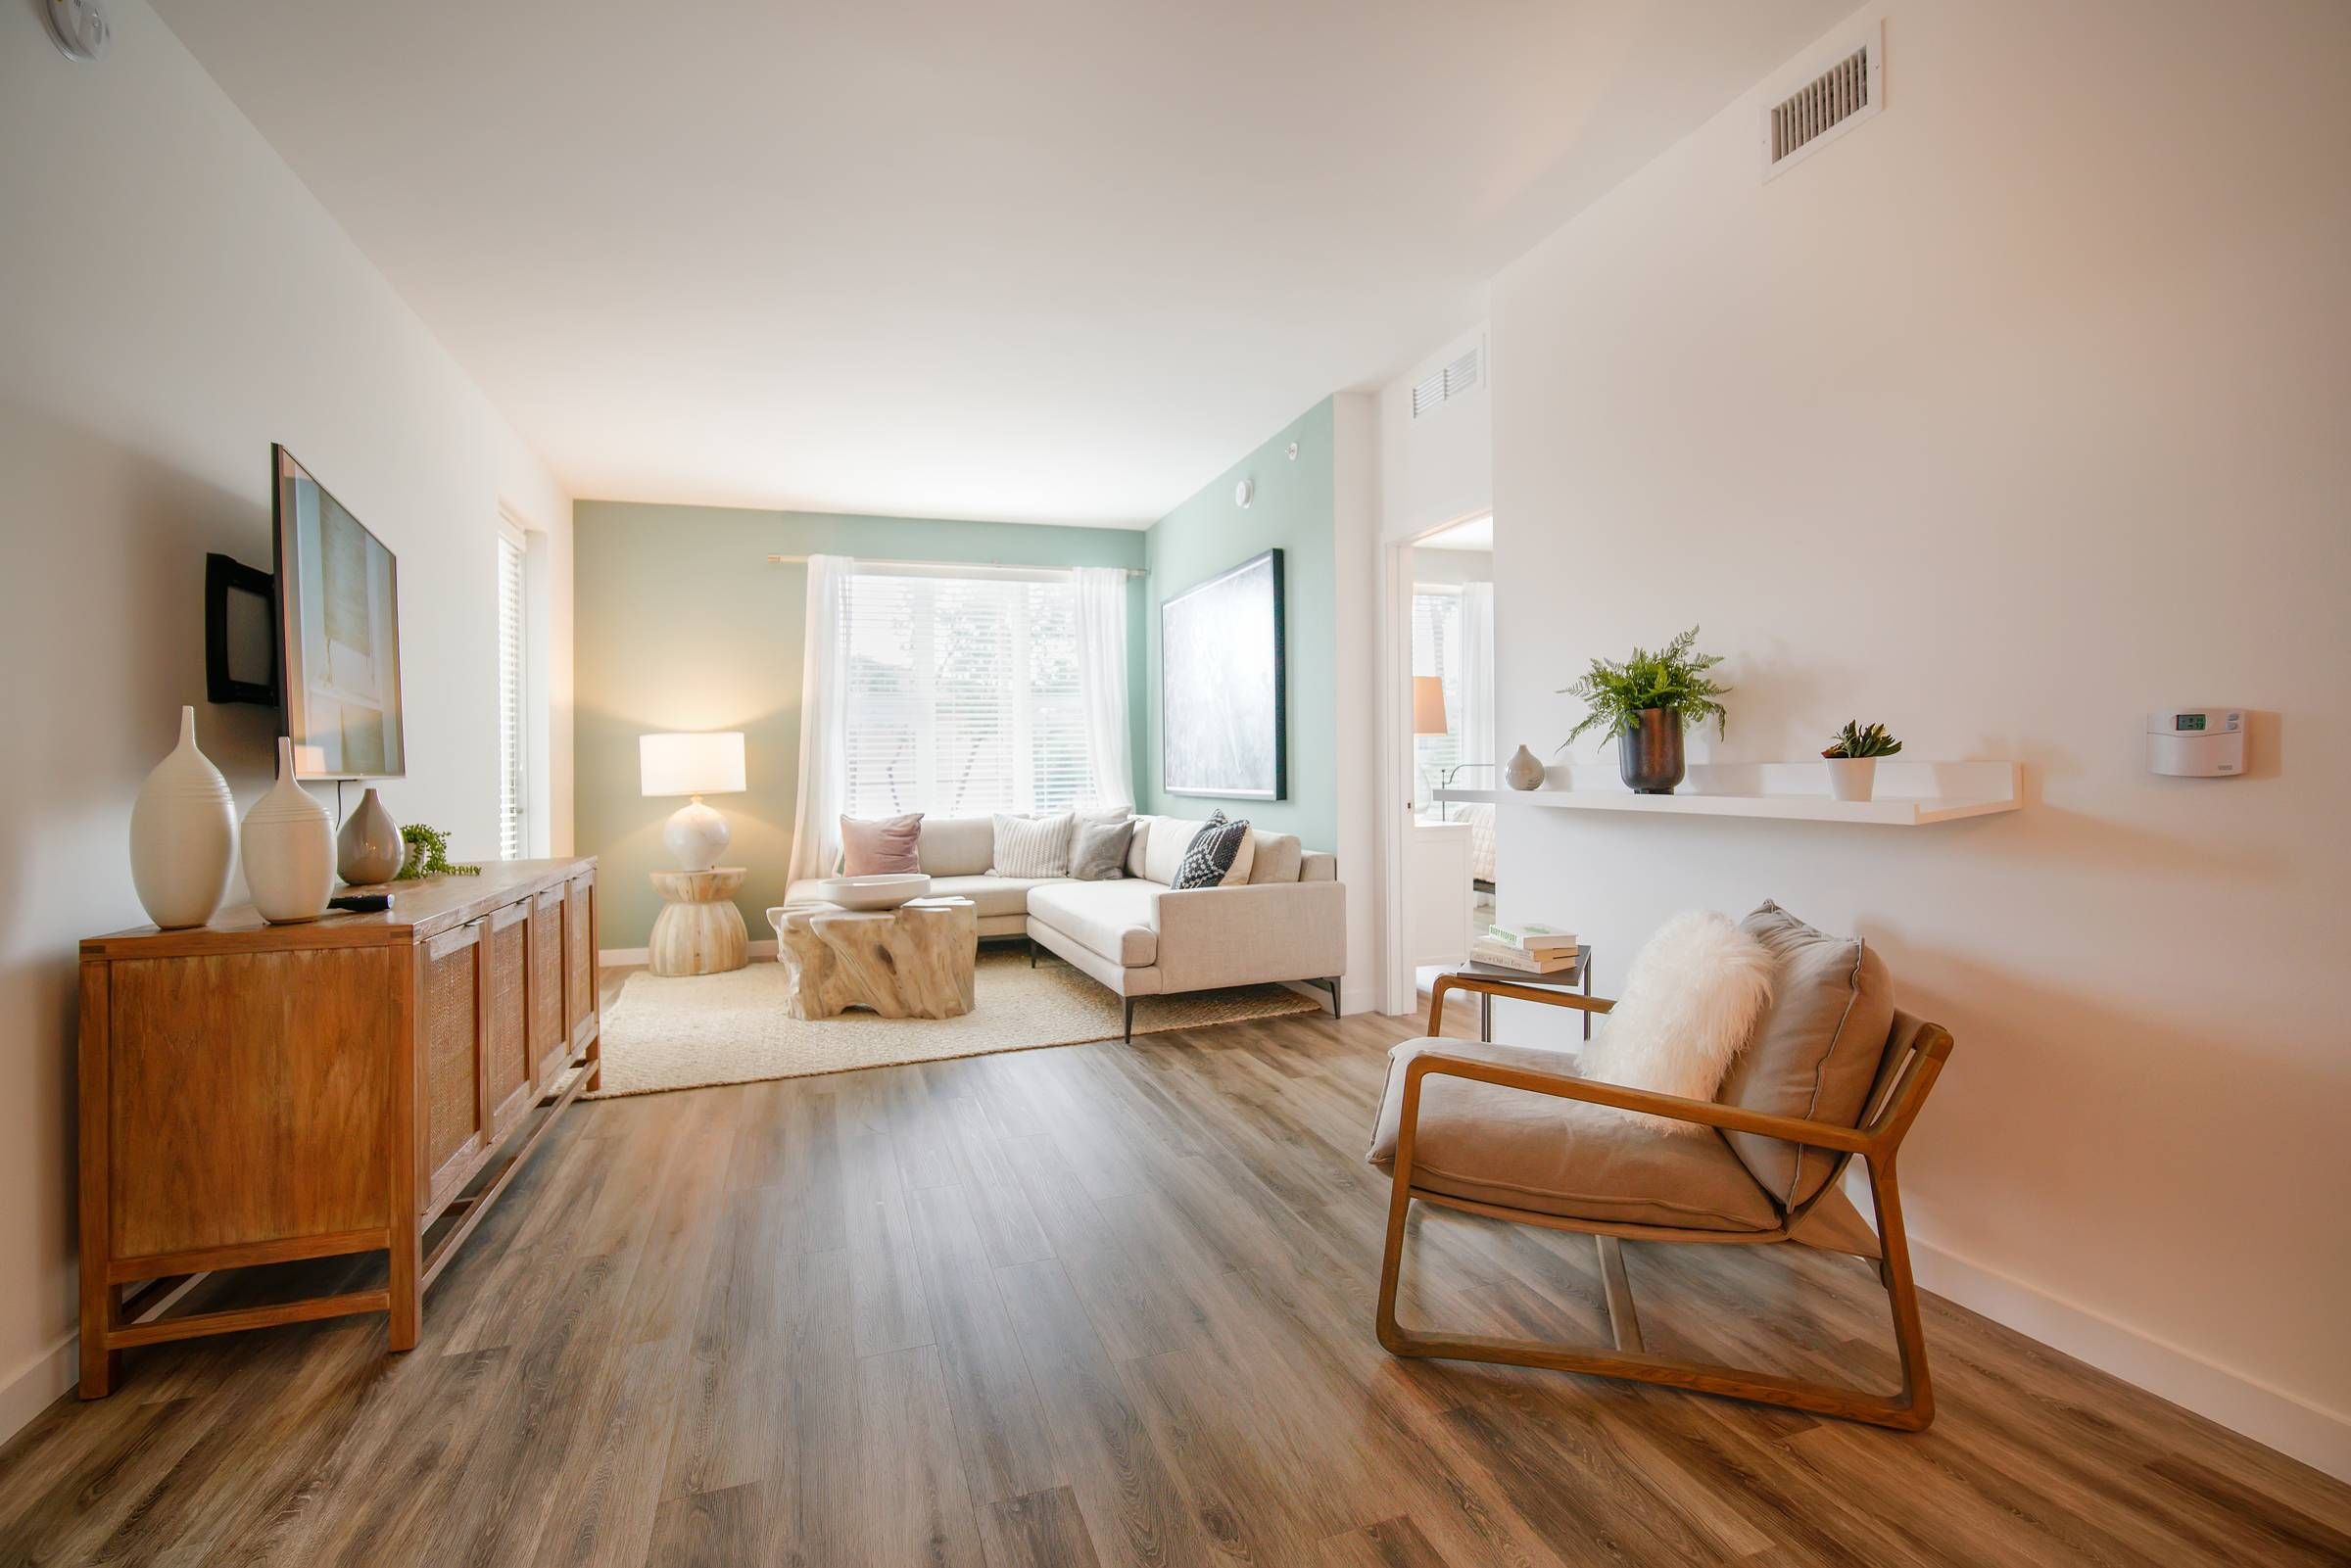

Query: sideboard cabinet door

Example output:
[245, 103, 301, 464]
[420, 920, 489, 1212]
[565, 872, 597, 1050]
[484, 899, 533, 1142]
[529, 886, 568, 1089]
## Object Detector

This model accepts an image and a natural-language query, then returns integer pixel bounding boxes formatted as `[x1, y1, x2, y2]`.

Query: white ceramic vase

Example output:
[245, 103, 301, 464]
[127, 705, 237, 929]
[242, 736, 335, 924]
[1825, 756, 1878, 802]
[337, 786, 405, 885]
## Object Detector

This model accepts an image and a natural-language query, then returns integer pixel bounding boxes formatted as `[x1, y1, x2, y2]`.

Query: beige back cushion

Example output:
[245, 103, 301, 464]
[1139, 815, 1253, 886]
[918, 817, 995, 878]
[1717, 901, 1895, 1210]
[1244, 831, 1303, 883]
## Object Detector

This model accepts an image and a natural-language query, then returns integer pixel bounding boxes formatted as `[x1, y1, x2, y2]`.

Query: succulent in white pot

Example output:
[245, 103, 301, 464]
[1822, 720, 1902, 802]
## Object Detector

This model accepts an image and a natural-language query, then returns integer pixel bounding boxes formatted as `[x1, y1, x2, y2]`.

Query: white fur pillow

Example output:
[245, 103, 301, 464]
[1578, 911, 1775, 1136]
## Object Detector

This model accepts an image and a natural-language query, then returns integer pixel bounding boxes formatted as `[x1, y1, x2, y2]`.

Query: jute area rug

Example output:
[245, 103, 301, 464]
[590, 948, 1322, 1098]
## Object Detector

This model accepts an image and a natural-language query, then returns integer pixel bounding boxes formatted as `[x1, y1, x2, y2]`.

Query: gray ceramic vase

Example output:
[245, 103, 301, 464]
[336, 786, 405, 885]
[1504, 744, 1546, 790]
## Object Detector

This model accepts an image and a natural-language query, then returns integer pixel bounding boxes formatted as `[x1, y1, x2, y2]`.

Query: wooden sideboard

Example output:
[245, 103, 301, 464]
[76, 857, 600, 1397]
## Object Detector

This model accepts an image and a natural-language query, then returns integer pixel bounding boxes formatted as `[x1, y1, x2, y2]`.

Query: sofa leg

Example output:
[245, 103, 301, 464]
[1123, 996, 1134, 1043]
[1327, 977, 1342, 1018]
[1029, 938, 1037, 969]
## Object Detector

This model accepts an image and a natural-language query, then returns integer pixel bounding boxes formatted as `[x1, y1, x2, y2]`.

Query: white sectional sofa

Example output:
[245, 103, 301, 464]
[783, 814, 1346, 1038]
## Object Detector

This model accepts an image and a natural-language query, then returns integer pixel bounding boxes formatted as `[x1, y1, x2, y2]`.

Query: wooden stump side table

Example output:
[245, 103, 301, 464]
[766, 897, 978, 1019]
[648, 868, 749, 975]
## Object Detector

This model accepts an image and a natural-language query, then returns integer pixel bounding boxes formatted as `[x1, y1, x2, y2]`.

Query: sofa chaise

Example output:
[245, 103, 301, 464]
[783, 814, 1346, 1038]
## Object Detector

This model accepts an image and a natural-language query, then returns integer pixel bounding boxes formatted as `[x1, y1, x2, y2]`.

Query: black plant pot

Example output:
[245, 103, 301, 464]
[1618, 708, 1686, 794]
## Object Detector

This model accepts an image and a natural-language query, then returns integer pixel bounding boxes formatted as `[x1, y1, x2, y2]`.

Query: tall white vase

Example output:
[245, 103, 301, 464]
[127, 705, 237, 929]
[242, 736, 335, 924]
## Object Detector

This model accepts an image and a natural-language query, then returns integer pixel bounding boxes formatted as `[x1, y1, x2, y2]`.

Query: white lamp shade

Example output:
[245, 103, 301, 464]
[640, 732, 746, 797]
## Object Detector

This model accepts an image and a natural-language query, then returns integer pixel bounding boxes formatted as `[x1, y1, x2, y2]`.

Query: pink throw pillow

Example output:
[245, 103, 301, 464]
[840, 812, 924, 875]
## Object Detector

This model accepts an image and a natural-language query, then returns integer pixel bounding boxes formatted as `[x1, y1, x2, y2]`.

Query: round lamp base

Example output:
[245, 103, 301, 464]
[663, 797, 732, 872]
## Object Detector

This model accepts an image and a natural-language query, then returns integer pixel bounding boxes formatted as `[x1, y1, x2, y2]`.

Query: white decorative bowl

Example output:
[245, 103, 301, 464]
[816, 873, 931, 911]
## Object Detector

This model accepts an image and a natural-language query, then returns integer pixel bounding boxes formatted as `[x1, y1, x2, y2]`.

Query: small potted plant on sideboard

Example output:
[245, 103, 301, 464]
[1822, 720, 1902, 802]
[1559, 627, 1730, 795]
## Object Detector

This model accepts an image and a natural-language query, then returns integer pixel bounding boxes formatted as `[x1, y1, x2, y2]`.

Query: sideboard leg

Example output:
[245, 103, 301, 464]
[388, 1213, 421, 1353]
[77, 1286, 120, 1399]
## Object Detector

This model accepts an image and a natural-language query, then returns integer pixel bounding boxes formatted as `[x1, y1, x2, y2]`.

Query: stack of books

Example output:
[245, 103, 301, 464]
[1469, 923, 1579, 974]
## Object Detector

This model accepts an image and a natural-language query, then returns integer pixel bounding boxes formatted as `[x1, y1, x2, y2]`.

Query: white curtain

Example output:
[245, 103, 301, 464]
[787, 554, 853, 881]
[1073, 566, 1135, 809]
[1461, 581, 1497, 777]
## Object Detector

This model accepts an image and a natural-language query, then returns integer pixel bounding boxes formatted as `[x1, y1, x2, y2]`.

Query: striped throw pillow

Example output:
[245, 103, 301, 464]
[989, 812, 1075, 878]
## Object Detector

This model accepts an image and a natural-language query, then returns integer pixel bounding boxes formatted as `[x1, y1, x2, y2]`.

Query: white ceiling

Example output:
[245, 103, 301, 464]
[153, 0, 1853, 527]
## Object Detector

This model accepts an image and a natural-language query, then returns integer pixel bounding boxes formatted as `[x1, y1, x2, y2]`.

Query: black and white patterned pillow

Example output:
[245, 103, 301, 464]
[1174, 811, 1251, 890]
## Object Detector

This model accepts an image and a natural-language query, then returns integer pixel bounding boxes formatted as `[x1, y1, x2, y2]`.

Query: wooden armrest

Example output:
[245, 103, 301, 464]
[1401, 1051, 1876, 1156]
[1428, 971, 1611, 1035]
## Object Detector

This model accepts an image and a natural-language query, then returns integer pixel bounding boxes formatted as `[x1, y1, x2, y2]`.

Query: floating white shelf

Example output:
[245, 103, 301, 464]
[1436, 762, 2022, 828]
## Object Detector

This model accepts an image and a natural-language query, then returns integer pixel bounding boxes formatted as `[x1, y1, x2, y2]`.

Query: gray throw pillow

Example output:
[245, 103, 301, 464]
[1069, 817, 1134, 880]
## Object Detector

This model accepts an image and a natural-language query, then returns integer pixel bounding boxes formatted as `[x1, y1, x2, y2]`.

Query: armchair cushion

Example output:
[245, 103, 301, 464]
[1719, 901, 1896, 1208]
[1366, 1039, 1779, 1233]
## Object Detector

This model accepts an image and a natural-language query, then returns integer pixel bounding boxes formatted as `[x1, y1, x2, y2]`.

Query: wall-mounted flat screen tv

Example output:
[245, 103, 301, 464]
[272, 444, 406, 780]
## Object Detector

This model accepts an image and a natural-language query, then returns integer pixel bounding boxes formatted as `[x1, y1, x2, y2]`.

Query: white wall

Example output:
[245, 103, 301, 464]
[1330, 392, 1384, 1013]
[1377, 324, 1492, 545]
[1490, 0, 2351, 1477]
[0, 1, 571, 1439]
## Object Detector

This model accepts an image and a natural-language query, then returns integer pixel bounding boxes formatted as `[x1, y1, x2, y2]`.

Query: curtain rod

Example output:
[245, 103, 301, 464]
[765, 553, 1144, 578]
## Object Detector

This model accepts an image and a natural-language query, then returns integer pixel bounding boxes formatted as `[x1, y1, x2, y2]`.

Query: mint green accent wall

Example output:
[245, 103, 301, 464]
[1143, 398, 1337, 850]
[575, 501, 1148, 949]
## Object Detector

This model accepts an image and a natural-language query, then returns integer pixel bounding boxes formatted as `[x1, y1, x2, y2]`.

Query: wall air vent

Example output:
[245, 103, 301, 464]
[1761, 19, 1884, 181]
[1411, 345, 1482, 418]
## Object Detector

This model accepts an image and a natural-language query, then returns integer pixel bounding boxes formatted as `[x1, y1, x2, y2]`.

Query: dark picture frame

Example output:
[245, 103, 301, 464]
[1160, 546, 1287, 801]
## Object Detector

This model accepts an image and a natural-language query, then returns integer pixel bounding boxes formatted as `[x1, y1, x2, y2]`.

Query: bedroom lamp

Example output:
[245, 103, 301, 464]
[1413, 676, 1450, 736]
[640, 732, 746, 871]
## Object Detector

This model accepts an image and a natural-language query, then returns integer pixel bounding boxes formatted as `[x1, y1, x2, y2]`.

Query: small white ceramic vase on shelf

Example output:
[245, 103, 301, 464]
[336, 786, 404, 884]
[127, 705, 237, 928]
[242, 736, 335, 924]
[1825, 757, 1878, 803]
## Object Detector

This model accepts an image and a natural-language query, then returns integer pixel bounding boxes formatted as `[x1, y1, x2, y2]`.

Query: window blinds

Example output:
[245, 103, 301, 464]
[840, 570, 1089, 820]
[496, 532, 528, 860]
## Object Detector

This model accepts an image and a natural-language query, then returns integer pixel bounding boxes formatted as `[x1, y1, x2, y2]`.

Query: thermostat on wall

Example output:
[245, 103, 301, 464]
[2146, 708, 2244, 777]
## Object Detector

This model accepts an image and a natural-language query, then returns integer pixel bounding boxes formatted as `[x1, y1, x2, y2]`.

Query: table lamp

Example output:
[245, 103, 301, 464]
[1413, 676, 1449, 736]
[640, 732, 746, 871]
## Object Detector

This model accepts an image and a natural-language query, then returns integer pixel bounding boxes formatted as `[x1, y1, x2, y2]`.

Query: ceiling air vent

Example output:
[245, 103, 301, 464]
[1761, 20, 1883, 181]
[1412, 345, 1482, 418]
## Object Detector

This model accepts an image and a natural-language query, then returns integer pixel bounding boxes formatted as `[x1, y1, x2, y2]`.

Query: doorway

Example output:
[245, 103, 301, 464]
[1376, 514, 1495, 1015]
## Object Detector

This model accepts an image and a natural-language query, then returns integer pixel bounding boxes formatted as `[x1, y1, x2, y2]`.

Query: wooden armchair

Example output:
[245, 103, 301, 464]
[1373, 972, 1953, 1430]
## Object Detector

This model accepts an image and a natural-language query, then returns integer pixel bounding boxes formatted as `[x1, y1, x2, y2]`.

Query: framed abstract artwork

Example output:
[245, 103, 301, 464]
[1161, 547, 1285, 800]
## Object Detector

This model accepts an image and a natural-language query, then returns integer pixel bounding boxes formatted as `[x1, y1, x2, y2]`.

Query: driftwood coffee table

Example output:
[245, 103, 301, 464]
[765, 896, 979, 1020]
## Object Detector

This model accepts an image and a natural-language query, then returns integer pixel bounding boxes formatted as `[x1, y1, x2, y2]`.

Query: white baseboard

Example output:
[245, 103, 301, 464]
[0, 1332, 76, 1448]
[1912, 1236, 2350, 1483]
[599, 940, 776, 969]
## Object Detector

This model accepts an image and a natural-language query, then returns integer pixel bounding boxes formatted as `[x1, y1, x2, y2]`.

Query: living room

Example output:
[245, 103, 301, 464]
[3, 2, 2346, 1564]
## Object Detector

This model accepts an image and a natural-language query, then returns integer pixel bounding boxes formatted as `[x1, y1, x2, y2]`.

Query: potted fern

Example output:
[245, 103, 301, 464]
[1558, 627, 1730, 795]
[1822, 721, 1901, 802]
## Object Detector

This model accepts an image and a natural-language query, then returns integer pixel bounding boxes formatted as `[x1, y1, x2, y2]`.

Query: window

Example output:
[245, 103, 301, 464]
[840, 569, 1089, 819]
[496, 529, 528, 859]
[1413, 586, 1463, 809]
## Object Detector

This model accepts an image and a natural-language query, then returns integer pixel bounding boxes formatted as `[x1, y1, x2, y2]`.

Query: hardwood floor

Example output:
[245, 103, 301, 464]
[4, 974, 2345, 1566]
